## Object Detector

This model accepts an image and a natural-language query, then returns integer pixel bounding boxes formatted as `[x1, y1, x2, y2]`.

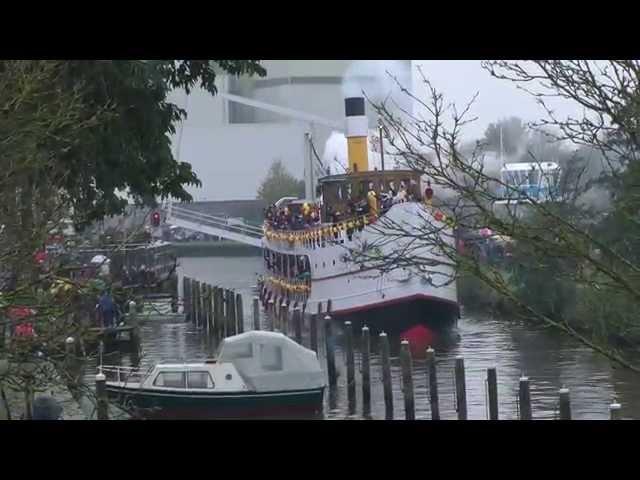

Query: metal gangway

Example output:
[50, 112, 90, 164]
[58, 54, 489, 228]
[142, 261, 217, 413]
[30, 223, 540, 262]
[164, 203, 264, 248]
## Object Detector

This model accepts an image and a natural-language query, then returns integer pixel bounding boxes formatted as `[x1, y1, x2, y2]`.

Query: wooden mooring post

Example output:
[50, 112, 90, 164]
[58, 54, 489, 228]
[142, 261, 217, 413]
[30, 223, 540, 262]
[193, 280, 201, 328]
[218, 287, 226, 338]
[227, 289, 237, 337]
[201, 283, 208, 331]
[324, 315, 337, 389]
[361, 326, 371, 417]
[236, 293, 244, 334]
[380, 332, 393, 420]
[559, 387, 571, 420]
[252, 297, 260, 331]
[267, 299, 275, 331]
[487, 367, 499, 420]
[610, 399, 622, 420]
[273, 298, 280, 331]
[455, 356, 467, 420]
[400, 340, 415, 420]
[345, 321, 355, 414]
[310, 313, 318, 354]
[95, 371, 109, 420]
[206, 285, 214, 335]
[426, 347, 439, 420]
[221, 289, 228, 337]
[519, 376, 532, 420]
[128, 301, 140, 354]
[184, 277, 192, 322]
[293, 308, 302, 345]
[211, 286, 222, 338]
[64, 336, 76, 369]
[281, 301, 289, 336]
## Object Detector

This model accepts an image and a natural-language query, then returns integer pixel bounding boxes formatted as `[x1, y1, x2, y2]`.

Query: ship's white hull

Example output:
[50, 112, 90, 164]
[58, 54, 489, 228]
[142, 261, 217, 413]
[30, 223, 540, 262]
[262, 202, 459, 322]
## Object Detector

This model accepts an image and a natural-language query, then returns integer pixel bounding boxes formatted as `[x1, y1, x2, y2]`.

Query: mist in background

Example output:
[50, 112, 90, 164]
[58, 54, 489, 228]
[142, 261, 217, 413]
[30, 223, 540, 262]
[171, 60, 595, 203]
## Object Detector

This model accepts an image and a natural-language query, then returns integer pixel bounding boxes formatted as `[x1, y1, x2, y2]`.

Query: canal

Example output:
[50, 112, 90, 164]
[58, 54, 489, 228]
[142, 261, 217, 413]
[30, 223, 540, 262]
[97, 254, 640, 420]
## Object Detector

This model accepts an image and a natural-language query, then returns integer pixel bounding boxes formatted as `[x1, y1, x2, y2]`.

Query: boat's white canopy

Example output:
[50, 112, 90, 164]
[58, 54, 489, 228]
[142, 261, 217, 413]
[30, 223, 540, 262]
[217, 331, 325, 393]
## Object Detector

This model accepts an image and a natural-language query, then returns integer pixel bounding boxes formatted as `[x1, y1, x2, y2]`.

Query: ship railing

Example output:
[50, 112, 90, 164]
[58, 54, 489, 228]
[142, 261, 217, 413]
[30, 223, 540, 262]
[166, 205, 264, 237]
[100, 365, 153, 385]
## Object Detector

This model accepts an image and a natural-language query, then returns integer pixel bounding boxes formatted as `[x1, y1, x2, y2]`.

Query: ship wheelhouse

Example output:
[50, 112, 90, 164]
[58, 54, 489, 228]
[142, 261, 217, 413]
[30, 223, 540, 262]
[318, 169, 424, 223]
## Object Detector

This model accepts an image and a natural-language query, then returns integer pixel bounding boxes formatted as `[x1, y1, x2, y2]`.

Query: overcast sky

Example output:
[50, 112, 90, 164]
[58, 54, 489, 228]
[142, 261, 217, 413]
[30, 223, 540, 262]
[413, 60, 581, 140]
[174, 60, 585, 201]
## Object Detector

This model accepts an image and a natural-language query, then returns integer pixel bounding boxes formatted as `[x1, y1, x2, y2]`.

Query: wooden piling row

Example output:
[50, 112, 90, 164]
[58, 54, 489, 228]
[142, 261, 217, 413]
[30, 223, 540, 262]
[180, 278, 262, 341]
[173, 292, 615, 421]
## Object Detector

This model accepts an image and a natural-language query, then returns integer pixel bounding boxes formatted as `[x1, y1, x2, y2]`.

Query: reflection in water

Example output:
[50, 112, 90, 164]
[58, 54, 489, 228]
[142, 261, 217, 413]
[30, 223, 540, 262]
[82, 255, 640, 420]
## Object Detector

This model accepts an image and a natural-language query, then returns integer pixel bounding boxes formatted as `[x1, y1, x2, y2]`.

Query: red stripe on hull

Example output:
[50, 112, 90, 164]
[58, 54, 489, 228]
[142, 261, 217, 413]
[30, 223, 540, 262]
[328, 293, 459, 316]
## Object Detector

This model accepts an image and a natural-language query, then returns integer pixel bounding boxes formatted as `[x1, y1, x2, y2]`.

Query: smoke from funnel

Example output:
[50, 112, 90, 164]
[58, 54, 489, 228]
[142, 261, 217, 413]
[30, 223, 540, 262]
[323, 130, 390, 174]
[342, 60, 411, 108]
[323, 131, 348, 175]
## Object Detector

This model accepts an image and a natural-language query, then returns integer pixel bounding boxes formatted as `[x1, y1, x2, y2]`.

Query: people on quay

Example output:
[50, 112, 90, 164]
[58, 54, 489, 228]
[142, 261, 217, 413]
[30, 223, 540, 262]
[424, 181, 434, 206]
[97, 289, 117, 328]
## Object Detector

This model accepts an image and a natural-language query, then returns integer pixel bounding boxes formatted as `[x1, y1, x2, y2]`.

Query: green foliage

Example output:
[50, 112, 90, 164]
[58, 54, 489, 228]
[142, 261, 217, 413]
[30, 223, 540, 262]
[0, 60, 267, 409]
[256, 159, 305, 205]
[42, 60, 266, 228]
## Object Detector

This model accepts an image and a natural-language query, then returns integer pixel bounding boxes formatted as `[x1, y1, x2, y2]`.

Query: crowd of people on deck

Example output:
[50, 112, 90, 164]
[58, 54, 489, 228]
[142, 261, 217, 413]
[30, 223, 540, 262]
[264, 177, 434, 233]
[264, 203, 322, 231]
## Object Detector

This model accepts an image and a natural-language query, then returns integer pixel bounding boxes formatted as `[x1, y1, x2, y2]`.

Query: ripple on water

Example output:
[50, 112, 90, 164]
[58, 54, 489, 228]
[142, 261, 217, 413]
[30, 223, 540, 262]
[80, 255, 640, 420]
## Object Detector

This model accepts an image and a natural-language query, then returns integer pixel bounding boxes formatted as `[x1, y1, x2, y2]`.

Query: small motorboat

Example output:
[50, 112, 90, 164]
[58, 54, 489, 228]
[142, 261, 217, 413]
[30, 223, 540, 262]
[102, 331, 326, 419]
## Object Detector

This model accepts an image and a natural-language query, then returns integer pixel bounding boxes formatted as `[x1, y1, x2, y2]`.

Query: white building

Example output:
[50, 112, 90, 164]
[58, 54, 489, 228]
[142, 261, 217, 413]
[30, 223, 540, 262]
[169, 60, 413, 202]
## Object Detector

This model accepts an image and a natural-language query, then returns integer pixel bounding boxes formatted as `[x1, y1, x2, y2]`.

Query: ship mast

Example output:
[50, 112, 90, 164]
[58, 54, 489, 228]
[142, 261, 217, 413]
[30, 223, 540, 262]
[500, 125, 505, 167]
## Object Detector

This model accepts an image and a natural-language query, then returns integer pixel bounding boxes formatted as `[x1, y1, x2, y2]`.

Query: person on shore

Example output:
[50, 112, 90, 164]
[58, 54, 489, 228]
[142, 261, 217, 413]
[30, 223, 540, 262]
[98, 290, 116, 328]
